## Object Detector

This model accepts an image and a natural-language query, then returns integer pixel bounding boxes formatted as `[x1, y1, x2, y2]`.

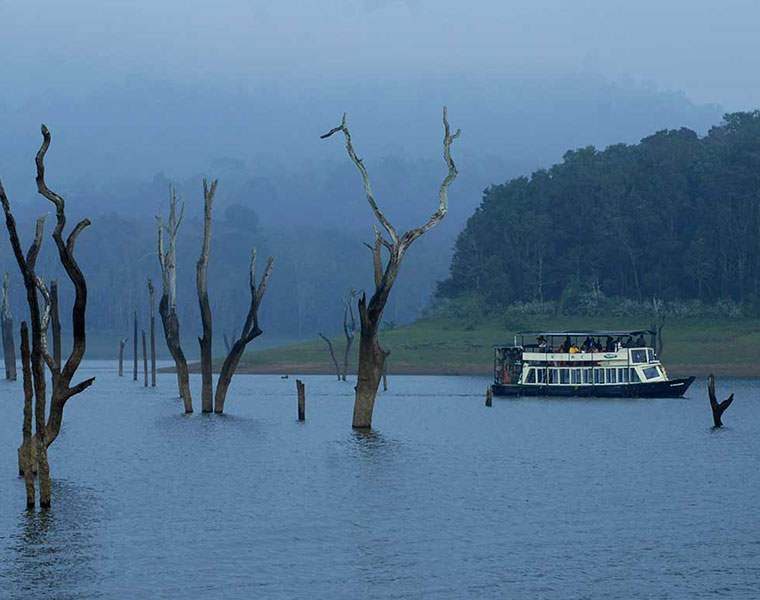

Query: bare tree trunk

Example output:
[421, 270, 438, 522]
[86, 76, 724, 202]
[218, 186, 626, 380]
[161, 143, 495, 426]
[118, 337, 127, 376]
[142, 329, 148, 387]
[148, 279, 156, 387]
[296, 379, 305, 421]
[20, 321, 35, 508]
[157, 187, 193, 413]
[133, 309, 138, 381]
[708, 374, 734, 428]
[318, 333, 341, 380]
[2, 125, 95, 507]
[50, 279, 61, 369]
[196, 179, 217, 413]
[214, 251, 274, 413]
[321, 108, 459, 428]
[1, 273, 17, 380]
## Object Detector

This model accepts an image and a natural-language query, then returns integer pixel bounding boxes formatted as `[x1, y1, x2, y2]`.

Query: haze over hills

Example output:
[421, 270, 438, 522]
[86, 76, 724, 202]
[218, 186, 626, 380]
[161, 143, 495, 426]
[0, 74, 727, 347]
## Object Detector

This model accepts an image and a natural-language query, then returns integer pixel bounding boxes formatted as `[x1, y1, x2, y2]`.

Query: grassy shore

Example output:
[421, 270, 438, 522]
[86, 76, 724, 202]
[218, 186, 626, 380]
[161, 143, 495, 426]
[226, 315, 760, 377]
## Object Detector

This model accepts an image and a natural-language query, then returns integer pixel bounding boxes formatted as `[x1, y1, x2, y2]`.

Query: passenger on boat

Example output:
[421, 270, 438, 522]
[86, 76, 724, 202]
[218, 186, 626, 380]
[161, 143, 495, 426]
[581, 336, 594, 352]
[537, 335, 547, 349]
[605, 336, 615, 351]
[559, 336, 571, 353]
[635, 334, 646, 347]
[623, 336, 634, 348]
[569, 344, 580, 354]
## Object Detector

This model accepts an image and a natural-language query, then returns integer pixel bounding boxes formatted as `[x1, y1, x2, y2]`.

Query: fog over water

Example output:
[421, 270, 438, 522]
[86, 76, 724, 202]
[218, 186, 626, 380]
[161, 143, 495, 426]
[0, 1, 757, 337]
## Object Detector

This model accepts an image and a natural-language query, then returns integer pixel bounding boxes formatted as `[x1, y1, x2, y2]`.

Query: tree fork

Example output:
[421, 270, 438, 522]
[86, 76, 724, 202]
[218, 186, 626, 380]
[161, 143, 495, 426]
[708, 374, 734, 428]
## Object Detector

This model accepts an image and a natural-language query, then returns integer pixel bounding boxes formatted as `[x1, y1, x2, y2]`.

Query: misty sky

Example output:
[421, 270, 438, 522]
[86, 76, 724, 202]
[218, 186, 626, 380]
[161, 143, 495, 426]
[2, 0, 759, 108]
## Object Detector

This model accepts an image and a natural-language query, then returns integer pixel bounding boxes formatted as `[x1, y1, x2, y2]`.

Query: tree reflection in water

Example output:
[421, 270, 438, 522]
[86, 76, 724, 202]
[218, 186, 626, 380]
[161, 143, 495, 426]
[8, 481, 99, 600]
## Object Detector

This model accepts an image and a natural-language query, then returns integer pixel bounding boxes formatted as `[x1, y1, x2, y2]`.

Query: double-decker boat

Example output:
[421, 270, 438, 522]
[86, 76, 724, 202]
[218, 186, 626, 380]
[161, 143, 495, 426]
[492, 329, 694, 398]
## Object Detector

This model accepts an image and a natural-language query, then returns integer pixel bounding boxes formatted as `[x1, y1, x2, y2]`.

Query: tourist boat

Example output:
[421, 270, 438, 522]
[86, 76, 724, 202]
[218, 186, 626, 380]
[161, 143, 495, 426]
[492, 330, 695, 398]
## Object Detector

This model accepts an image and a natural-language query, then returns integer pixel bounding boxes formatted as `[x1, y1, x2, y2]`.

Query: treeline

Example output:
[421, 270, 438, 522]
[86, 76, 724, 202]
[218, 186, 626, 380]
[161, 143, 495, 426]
[438, 111, 760, 311]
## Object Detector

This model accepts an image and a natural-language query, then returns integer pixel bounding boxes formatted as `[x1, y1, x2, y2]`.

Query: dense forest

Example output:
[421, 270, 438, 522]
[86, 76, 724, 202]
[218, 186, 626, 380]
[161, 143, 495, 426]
[438, 111, 760, 314]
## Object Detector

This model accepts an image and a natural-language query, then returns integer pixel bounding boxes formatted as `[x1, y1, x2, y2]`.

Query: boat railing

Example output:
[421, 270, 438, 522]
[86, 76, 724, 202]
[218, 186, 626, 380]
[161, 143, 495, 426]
[522, 348, 656, 364]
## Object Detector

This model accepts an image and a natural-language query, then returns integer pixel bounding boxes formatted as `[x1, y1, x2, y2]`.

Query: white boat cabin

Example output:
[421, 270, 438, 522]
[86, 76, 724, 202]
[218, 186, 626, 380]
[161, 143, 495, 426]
[495, 330, 668, 387]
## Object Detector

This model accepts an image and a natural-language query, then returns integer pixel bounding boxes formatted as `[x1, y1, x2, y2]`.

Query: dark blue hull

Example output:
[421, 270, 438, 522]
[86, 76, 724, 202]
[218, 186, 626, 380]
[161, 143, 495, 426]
[492, 376, 695, 398]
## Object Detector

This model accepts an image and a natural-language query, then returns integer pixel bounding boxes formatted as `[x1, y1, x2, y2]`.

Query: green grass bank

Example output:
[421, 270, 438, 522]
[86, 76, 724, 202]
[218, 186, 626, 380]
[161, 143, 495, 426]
[228, 316, 760, 377]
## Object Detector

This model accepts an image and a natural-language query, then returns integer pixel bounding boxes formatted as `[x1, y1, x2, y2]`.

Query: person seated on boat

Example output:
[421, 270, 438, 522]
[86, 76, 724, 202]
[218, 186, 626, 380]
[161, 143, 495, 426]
[614, 336, 623, 351]
[537, 335, 547, 350]
[581, 336, 594, 352]
[623, 336, 634, 348]
[569, 344, 580, 354]
[592, 339, 602, 351]
[635, 334, 646, 347]
[559, 336, 571, 353]
[604, 336, 615, 352]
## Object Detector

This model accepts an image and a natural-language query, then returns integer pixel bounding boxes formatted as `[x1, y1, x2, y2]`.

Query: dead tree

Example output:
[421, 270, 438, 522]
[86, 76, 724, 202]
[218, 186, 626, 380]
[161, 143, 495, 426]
[318, 332, 341, 380]
[157, 186, 193, 412]
[118, 337, 128, 376]
[321, 108, 460, 428]
[133, 309, 138, 381]
[148, 279, 156, 387]
[50, 279, 61, 369]
[652, 297, 665, 358]
[196, 179, 217, 413]
[214, 249, 274, 413]
[141, 329, 147, 386]
[1, 124, 95, 507]
[341, 289, 358, 381]
[708, 374, 734, 428]
[1, 273, 17, 380]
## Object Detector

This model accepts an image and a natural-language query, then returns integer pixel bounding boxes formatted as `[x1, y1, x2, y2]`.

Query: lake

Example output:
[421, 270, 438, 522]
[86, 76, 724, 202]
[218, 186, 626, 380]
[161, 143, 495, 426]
[1, 363, 758, 598]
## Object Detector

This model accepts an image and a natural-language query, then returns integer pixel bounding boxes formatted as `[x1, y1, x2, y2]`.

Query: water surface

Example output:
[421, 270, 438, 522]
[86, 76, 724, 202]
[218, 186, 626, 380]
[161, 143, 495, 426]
[1, 364, 758, 598]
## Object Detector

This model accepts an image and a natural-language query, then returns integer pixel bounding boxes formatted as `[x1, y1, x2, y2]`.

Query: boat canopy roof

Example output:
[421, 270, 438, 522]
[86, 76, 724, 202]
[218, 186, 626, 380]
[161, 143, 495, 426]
[516, 329, 654, 338]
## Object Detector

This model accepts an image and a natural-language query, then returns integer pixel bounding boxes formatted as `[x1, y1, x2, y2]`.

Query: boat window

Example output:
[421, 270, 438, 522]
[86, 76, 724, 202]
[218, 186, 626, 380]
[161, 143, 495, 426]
[618, 368, 629, 383]
[648, 349, 655, 362]
[583, 368, 593, 384]
[631, 349, 647, 363]
[630, 368, 641, 382]
[594, 368, 604, 384]
[571, 369, 581, 384]
[536, 369, 547, 383]
[548, 369, 559, 384]
[606, 368, 617, 383]
[560, 369, 570, 384]
[643, 366, 659, 380]
[525, 368, 536, 383]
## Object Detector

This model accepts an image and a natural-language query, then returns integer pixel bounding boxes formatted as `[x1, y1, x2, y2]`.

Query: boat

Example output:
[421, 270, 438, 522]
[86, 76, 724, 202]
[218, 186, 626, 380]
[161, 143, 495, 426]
[492, 329, 694, 398]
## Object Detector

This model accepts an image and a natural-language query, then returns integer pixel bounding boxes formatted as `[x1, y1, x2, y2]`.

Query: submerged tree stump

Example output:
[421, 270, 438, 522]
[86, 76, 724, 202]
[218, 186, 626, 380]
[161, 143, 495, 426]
[708, 373, 733, 428]
[485, 386, 493, 407]
[296, 379, 305, 421]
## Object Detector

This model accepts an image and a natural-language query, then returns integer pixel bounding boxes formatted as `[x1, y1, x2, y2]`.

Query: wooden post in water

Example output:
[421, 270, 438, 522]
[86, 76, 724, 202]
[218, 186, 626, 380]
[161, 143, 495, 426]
[142, 329, 148, 387]
[118, 337, 127, 376]
[148, 279, 156, 387]
[133, 310, 138, 381]
[485, 386, 493, 407]
[296, 379, 306, 421]
[382, 362, 388, 392]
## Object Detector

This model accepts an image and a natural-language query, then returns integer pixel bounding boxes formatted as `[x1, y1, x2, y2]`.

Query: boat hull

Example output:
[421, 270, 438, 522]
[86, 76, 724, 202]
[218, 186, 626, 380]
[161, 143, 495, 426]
[492, 376, 695, 398]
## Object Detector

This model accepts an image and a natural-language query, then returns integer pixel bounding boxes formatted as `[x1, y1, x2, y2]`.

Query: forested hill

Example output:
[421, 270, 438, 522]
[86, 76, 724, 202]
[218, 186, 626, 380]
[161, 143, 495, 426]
[438, 111, 760, 310]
